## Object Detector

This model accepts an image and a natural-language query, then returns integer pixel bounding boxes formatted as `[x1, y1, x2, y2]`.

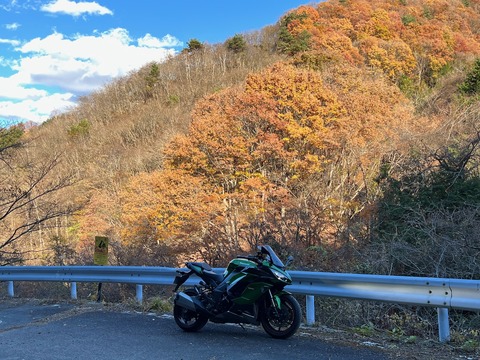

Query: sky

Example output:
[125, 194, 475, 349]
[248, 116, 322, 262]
[0, 0, 313, 126]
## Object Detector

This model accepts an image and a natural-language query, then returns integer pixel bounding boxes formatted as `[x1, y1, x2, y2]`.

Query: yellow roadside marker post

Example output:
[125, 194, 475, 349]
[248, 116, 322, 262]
[94, 236, 109, 302]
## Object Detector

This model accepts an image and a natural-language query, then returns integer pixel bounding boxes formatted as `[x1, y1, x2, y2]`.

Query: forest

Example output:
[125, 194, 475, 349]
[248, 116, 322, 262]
[1, 0, 480, 284]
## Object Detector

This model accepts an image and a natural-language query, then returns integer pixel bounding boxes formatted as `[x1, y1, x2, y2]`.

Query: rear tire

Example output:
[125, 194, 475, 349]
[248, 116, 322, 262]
[173, 290, 208, 332]
[261, 294, 301, 339]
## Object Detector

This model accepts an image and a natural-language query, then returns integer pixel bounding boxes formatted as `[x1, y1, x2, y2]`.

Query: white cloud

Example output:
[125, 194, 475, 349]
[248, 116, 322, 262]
[0, 93, 76, 124]
[5, 23, 21, 30]
[0, 74, 48, 100]
[138, 34, 183, 48]
[0, 38, 20, 46]
[0, 28, 180, 123]
[41, 0, 113, 17]
[0, 1, 17, 11]
[14, 29, 178, 93]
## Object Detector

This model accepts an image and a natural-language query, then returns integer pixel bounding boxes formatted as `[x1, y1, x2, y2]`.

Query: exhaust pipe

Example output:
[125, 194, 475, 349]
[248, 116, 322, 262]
[175, 292, 197, 312]
[175, 292, 211, 315]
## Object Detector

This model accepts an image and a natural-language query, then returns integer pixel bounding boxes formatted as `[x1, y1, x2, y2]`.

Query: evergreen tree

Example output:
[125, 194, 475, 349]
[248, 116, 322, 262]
[186, 38, 204, 52]
[225, 34, 247, 53]
[277, 12, 312, 55]
[459, 58, 480, 95]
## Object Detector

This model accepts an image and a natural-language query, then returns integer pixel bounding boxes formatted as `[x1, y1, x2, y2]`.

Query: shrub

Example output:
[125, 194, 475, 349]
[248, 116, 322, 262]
[459, 58, 480, 95]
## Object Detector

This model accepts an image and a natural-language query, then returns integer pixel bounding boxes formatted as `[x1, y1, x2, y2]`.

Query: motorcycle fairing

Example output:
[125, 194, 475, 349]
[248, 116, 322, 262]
[258, 245, 285, 268]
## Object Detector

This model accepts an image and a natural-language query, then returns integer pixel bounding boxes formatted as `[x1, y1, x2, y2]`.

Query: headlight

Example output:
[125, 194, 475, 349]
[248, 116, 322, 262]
[272, 269, 290, 283]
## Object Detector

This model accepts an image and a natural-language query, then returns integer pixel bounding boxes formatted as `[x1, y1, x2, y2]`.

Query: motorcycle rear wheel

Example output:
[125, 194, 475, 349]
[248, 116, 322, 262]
[173, 290, 208, 332]
[261, 294, 301, 339]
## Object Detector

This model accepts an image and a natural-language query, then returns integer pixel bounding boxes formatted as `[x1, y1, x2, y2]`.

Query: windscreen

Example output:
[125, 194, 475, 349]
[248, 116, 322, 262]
[261, 245, 285, 268]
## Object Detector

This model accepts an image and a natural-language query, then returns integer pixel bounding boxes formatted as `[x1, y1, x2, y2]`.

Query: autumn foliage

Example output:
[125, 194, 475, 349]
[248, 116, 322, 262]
[3, 1, 480, 348]
[2, 0, 480, 279]
[115, 60, 425, 266]
[280, 0, 480, 85]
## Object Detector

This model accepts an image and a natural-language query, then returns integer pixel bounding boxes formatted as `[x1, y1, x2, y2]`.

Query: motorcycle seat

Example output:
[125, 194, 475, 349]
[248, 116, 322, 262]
[187, 262, 223, 283]
[188, 262, 213, 271]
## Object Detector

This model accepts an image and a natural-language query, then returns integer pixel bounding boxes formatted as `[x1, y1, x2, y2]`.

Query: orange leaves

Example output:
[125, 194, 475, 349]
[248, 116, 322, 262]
[285, 6, 320, 38]
[453, 32, 480, 54]
[360, 37, 416, 81]
[245, 63, 345, 158]
[73, 189, 119, 255]
[165, 62, 347, 188]
[144, 62, 369, 255]
[164, 89, 253, 183]
[321, 62, 418, 173]
[237, 175, 289, 216]
[120, 169, 220, 250]
[360, 9, 397, 41]
[284, 0, 480, 85]
[288, 4, 363, 64]
[118, 22, 443, 259]
[163, 59, 419, 211]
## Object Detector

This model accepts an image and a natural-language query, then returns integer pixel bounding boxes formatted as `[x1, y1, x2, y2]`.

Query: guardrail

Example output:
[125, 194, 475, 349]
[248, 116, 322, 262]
[1, 266, 479, 342]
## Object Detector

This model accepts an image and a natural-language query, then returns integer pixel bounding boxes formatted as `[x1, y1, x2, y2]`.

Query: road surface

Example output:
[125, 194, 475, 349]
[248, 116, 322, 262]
[0, 299, 389, 360]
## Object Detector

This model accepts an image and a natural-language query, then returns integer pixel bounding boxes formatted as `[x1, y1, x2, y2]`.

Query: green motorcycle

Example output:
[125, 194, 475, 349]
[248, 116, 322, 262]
[172, 245, 301, 339]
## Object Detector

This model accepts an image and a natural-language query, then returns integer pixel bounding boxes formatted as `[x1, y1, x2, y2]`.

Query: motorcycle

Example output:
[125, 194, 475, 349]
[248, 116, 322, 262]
[172, 245, 301, 339]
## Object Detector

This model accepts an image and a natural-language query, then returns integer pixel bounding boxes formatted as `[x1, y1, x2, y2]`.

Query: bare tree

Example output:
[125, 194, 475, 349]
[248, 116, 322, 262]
[0, 126, 75, 265]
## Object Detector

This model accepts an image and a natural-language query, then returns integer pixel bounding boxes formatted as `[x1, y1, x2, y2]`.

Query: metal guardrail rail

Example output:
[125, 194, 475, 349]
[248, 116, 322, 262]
[1, 266, 479, 342]
[288, 270, 480, 311]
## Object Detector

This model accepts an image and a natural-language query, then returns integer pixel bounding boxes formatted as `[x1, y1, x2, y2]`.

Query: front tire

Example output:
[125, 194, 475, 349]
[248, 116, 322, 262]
[173, 290, 208, 332]
[261, 294, 301, 339]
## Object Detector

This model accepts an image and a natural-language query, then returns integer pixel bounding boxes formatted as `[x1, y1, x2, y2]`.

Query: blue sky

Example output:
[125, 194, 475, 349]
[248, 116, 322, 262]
[0, 0, 313, 126]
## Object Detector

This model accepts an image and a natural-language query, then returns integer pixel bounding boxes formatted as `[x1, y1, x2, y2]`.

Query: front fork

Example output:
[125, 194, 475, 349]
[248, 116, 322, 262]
[267, 289, 282, 317]
[269, 289, 282, 306]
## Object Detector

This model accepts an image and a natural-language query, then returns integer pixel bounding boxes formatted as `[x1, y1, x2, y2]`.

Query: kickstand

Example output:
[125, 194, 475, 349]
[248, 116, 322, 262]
[238, 323, 246, 331]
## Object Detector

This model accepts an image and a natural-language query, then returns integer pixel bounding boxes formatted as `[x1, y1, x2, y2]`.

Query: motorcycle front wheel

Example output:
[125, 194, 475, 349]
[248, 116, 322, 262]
[261, 293, 301, 339]
[173, 290, 208, 332]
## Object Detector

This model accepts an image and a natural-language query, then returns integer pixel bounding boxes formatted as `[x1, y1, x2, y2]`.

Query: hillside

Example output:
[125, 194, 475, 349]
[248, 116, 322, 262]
[2, 0, 480, 349]
[1, 0, 479, 278]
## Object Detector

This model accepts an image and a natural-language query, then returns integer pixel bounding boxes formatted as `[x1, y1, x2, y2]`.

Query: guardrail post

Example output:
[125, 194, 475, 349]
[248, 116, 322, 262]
[136, 284, 143, 304]
[8, 281, 14, 297]
[437, 308, 450, 343]
[71, 282, 77, 300]
[306, 295, 315, 325]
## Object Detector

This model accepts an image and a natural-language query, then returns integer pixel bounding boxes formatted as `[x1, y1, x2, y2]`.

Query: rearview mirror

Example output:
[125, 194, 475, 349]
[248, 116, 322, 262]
[285, 255, 294, 267]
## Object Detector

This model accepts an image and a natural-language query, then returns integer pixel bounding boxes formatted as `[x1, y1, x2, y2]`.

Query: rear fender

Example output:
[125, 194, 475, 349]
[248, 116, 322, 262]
[173, 270, 193, 292]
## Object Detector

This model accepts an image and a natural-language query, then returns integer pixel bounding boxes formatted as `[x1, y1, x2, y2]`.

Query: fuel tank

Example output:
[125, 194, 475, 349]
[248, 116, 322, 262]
[223, 258, 258, 278]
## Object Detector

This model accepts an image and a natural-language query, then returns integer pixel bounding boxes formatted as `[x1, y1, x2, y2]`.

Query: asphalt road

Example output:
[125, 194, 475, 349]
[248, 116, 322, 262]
[0, 299, 389, 360]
